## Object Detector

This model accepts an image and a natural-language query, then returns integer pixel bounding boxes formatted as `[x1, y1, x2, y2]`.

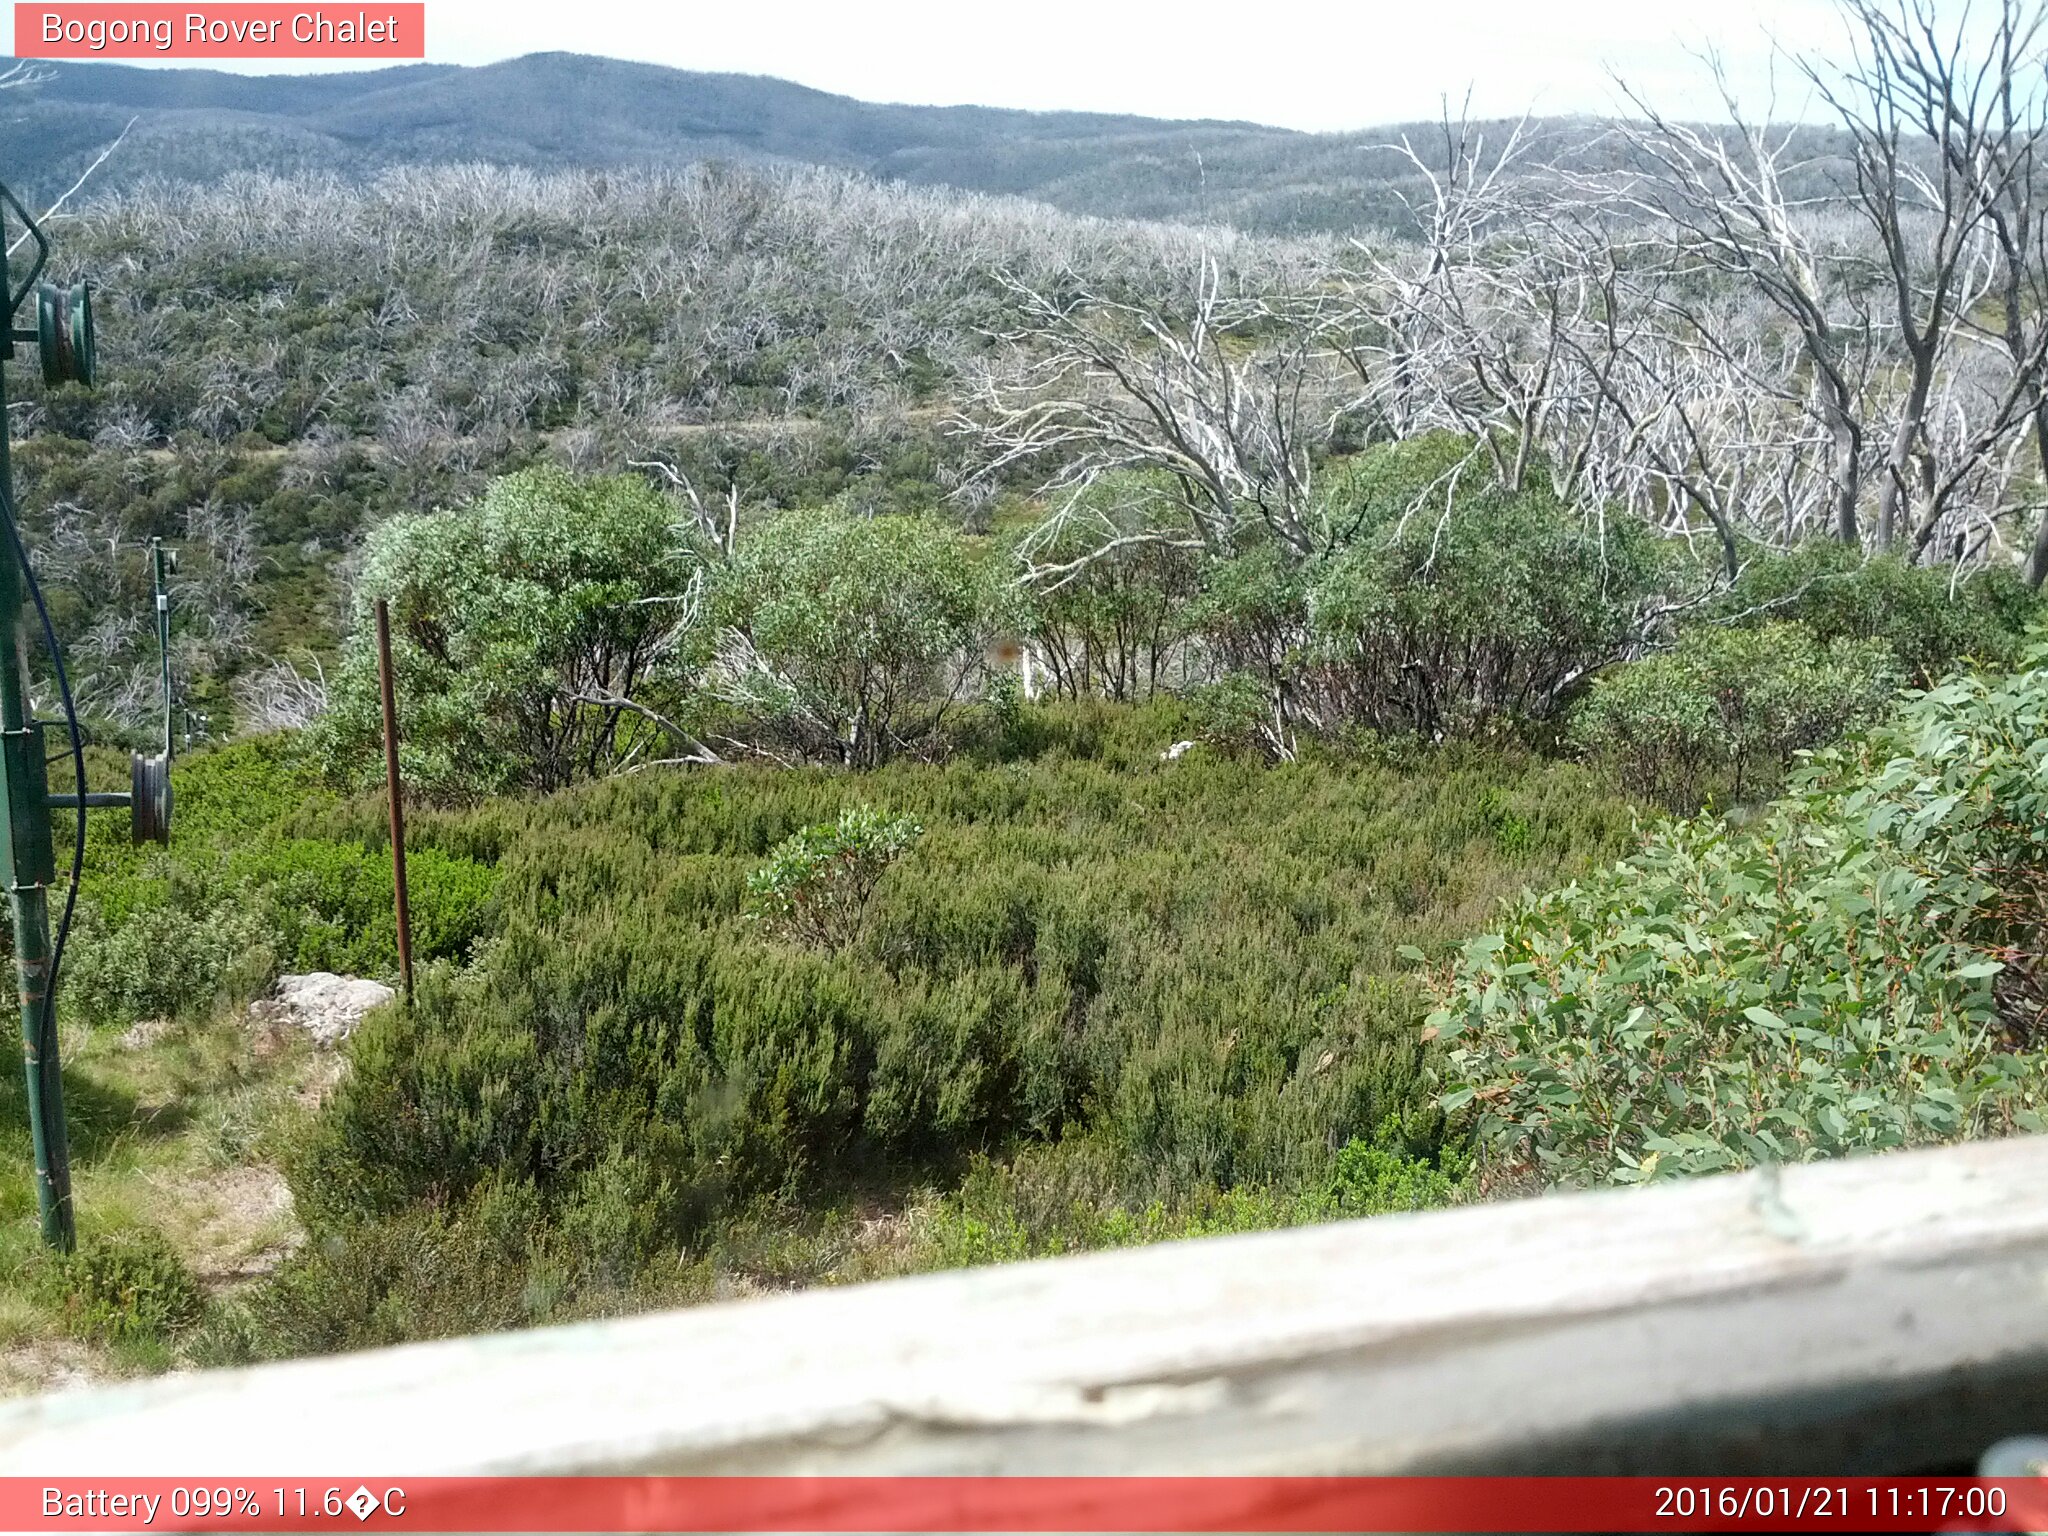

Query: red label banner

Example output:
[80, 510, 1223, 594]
[2, 1476, 2047, 1533]
[14, 5, 424, 58]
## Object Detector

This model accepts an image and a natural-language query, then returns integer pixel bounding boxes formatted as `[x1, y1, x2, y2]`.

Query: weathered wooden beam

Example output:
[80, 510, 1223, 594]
[5, 1136, 2047, 1476]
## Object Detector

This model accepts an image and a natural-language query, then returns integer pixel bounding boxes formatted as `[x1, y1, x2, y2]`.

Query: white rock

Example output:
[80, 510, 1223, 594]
[1160, 740, 1198, 761]
[251, 972, 397, 1048]
[118, 1017, 172, 1052]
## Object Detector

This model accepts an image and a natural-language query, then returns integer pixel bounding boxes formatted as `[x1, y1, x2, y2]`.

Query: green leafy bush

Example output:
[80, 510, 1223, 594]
[238, 1178, 567, 1357]
[58, 1227, 205, 1343]
[238, 1154, 684, 1359]
[1182, 543, 1309, 691]
[67, 738, 498, 1027]
[66, 868, 275, 1028]
[745, 806, 923, 948]
[1169, 436, 1665, 747]
[1570, 622, 1900, 807]
[1436, 646, 2048, 1188]
[710, 509, 1018, 766]
[1307, 442, 1663, 737]
[1184, 673, 1285, 761]
[231, 839, 497, 974]
[905, 1118, 1465, 1271]
[64, 738, 314, 1025]
[1712, 545, 2041, 685]
[313, 467, 706, 797]
[1323, 1134, 1464, 1215]
[1019, 471, 1202, 702]
[270, 724, 1635, 1330]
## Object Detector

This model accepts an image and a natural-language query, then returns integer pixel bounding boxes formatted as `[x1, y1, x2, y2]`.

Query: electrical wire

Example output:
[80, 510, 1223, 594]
[0, 480, 87, 1066]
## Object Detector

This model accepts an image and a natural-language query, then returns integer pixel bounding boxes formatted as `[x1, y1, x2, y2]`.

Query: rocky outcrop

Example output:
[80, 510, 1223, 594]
[248, 972, 396, 1048]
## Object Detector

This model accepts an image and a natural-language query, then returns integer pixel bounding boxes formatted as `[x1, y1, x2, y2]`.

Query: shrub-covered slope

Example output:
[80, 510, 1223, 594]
[1439, 648, 2048, 1186]
[16, 709, 1633, 1361]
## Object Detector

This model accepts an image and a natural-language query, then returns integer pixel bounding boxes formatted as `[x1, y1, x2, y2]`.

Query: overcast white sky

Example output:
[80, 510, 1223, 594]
[13, 0, 1862, 130]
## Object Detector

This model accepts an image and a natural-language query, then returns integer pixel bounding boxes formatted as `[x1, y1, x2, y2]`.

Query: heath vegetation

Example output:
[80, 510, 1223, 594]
[5, 0, 2048, 1388]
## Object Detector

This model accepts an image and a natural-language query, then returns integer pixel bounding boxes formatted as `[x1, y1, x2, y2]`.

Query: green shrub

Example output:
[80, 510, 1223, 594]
[1478, 786, 1534, 857]
[1307, 446, 1662, 737]
[254, 1146, 679, 1359]
[909, 1168, 1308, 1269]
[284, 729, 1637, 1273]
[981, 670, 1025, 747]
[905, 1119, 1464, 1270]
[66, 869, 275, 1027]
[1182, 543, 1308, 695]
[745, 806, 923, 949]
[244, 1179, 552, 1357]
[1711, 545, 2041, 685]
[1184, 673, 1285, 760]
[67, 751, 495, 1027]
[1570, 622, 1900, 807]
[1436, 645, 2048, 1188]
[64, 739, 339, 1028]
[1175, 437, 1664, 748]
[312, 467, 706, 798]
[1019, 470, 1202, 702]
[58, 1227, 205, 1343]
[710, 509, 1019, 766]
[231, 839, 497, 975]
[1323, 1133, 1465, 1215]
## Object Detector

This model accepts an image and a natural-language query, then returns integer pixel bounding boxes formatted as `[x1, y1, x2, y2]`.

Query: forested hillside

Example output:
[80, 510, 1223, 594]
[14, 163, 1288, 734]
[0, 53, 1841, 233]
[2, 4, 2046, 1392]
[0, 54, 1365, 230]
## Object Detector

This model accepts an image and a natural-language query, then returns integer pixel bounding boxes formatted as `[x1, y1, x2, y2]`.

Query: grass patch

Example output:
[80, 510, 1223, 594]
[0, 1012, 320, 1396]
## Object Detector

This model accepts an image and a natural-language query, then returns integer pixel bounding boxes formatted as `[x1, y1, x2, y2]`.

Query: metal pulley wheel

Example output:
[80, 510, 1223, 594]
[37, 279, 94, 387]
[130, 750, 170, 845]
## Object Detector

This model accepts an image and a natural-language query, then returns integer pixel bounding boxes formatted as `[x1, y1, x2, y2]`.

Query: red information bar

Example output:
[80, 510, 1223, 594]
[3, 1477, 2047, 1533]
[15, 5, 424, 59]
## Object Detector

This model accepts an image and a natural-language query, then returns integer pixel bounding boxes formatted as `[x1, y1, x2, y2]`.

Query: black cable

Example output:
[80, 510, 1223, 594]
[0, 482, 87, 1060]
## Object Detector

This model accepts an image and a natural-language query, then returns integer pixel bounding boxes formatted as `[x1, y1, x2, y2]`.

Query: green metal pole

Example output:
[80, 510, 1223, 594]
[0, 237, 74, 1252]
[153, 539, 170, 761]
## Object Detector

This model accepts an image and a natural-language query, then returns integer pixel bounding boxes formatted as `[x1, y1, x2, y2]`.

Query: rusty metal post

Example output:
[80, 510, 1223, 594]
[374, 599, 414, 1008]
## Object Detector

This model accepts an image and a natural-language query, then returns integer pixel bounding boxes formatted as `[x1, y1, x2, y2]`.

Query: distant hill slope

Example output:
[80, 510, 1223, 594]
[0, 52, 1530, 232]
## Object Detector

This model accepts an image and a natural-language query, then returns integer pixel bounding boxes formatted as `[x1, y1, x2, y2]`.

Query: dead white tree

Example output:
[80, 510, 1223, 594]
[1803, 0, 2048, 556]
[1840, 0, 2048, 582]
[1612, 61, 1878, 547]
[628, 458, 740, 557]
[1551, 226, 1830, 575]
[1598, 4, 2048, 575]
[1349, 109, 1576, 492]
[961, 252, 1371, 578]
[1336, 114, 1832, 576]
[233, 655, 330, 733]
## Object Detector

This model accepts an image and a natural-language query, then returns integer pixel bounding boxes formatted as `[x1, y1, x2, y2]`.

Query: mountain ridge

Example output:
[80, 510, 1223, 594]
[0, 52, 1483, 231]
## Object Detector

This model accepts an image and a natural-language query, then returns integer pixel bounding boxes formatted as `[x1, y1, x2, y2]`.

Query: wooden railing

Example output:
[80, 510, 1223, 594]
[4, 1135, 2047, 1476]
